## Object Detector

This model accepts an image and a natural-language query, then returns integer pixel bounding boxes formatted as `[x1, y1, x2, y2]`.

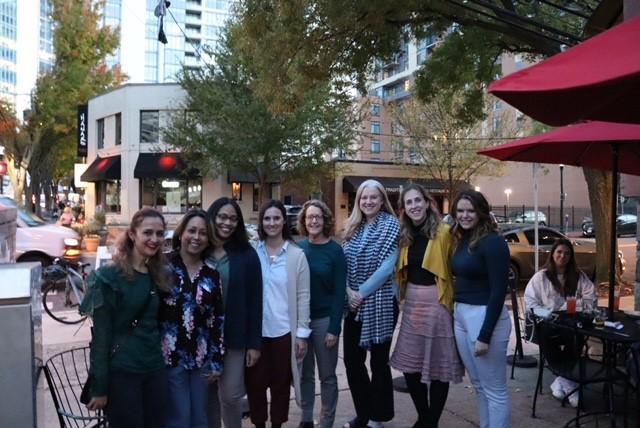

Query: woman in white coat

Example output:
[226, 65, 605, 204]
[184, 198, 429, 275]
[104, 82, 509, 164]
[246, 199, 310, 428]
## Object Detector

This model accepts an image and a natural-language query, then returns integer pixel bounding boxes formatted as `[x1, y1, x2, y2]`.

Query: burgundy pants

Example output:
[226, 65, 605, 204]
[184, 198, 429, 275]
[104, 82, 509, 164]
[245, 333, 292, 425]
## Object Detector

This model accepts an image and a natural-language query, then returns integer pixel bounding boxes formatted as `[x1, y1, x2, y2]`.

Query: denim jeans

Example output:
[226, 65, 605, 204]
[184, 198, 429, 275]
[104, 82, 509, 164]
[454, 303, 512, 428]
[166, 365, 209, 428]
[300, 316, 339, 428]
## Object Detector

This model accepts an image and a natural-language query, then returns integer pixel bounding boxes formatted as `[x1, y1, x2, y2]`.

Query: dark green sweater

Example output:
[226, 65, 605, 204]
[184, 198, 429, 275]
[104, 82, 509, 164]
[298, 239, 347, 336]
[80, 265, 165, 396]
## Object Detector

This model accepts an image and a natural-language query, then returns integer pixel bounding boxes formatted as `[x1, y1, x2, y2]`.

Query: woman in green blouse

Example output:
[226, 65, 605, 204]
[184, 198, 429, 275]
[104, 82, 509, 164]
[81, 208, 170, 427]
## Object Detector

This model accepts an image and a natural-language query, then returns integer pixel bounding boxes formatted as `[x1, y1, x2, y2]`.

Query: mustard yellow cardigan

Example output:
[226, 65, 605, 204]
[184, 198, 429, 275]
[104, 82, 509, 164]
[396, 223, 454, 311]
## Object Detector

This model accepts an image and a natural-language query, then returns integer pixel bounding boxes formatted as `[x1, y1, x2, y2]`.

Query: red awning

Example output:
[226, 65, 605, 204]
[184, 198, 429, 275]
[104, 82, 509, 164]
[478, 121, 640, 175]
[489, 16, 640, 126]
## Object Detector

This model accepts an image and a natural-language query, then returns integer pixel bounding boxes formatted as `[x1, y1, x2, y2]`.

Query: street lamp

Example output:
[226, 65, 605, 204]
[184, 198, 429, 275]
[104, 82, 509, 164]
[504, 188, 512, 217]
[559, 164, 565, 232]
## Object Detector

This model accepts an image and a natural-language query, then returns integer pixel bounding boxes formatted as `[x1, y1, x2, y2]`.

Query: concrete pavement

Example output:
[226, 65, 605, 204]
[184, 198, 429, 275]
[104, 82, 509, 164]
[39, 295, 637, 427]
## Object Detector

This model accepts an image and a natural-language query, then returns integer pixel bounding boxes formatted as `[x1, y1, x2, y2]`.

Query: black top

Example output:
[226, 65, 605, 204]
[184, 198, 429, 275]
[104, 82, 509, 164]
[220, 244, 263, 350]
[407, 223, 437, 286]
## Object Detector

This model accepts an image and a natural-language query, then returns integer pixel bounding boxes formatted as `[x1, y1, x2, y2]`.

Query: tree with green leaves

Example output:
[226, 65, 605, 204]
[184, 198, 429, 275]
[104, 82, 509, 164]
[164, 33, 357, 204]
[231, 0, 614, 283]
[10, 0, 123, 212]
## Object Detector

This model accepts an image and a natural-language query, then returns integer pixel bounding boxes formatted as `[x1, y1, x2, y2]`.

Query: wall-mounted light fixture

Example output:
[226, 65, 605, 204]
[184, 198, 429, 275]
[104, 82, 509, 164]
[232, 181, 242, 200]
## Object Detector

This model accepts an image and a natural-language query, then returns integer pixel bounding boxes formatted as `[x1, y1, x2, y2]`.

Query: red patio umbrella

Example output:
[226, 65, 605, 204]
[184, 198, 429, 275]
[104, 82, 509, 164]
[488, 16, 640, 126]
[479, 120, 640, 319]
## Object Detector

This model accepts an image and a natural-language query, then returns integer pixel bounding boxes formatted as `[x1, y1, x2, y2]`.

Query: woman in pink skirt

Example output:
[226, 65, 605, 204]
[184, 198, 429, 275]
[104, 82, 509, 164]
[391, 183, 463, 428]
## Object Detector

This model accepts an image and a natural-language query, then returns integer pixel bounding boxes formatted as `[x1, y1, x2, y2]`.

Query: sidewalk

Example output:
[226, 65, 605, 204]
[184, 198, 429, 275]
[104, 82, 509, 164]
[39, 296, 637, 427]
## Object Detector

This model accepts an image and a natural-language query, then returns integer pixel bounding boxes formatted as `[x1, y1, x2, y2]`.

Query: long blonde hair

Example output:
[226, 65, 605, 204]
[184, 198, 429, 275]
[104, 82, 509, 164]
[398, 183, 441, 247]
[343, 179, 395, 240]
[113, 207, 169, 292]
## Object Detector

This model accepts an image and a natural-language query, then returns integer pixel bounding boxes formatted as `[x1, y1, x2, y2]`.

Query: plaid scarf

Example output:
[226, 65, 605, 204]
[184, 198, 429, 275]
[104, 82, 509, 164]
[343, 211, 399, 348]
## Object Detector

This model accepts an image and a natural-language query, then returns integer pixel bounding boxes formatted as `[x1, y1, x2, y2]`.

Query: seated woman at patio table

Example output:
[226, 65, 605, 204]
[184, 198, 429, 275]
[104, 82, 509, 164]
[524, 238, 595, 407]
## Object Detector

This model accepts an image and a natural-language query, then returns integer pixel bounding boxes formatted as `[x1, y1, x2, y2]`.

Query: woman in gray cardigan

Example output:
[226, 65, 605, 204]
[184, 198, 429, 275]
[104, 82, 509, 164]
[246, 200, 311, 428]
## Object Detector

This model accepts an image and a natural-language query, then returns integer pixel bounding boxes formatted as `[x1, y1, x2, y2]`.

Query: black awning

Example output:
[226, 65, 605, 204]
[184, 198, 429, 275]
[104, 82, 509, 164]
[80, 155, 121, 182]
[342, 176, 450, 194]
[134, 153, 200, 179]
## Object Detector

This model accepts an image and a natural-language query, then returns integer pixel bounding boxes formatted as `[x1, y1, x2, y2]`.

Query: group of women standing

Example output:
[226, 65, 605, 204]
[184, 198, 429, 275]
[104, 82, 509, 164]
[81, 179, 514, 428]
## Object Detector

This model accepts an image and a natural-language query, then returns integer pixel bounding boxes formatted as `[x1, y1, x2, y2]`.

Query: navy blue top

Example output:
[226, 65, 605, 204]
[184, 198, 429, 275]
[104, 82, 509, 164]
[452, 232, 509, 344]
[211, 244, 263, 350]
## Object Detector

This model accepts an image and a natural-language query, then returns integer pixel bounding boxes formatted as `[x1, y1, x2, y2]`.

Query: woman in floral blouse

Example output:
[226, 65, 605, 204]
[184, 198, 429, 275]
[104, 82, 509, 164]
[159, 209, 225, 428]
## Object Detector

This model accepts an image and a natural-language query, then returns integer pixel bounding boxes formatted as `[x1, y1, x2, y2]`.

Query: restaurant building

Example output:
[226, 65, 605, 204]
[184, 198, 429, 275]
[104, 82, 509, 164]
[80, 83, 275, 226]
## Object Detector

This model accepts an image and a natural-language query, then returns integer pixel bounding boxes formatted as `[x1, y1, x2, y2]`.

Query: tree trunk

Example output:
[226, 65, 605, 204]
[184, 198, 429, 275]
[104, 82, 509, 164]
[583, 167, 614, 284]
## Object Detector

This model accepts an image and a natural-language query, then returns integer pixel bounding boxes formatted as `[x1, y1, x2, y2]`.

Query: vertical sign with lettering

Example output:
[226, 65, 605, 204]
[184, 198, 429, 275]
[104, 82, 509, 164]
[77, 104, 88, 157]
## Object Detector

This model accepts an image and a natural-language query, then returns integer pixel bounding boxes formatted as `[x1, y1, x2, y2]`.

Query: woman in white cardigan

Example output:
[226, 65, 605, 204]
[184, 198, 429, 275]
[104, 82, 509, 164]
[524, 237, 595, 407]
[246, 200, 310, 428]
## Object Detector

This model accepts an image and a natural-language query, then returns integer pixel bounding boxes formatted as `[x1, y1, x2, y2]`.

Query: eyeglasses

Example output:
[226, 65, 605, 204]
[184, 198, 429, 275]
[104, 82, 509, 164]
[216, 214, 239, 223]
[305, 214, 323, 222]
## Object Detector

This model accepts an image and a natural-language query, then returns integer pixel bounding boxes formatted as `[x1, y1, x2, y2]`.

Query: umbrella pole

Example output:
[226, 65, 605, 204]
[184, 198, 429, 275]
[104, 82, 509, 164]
[608, 144, 619, 320]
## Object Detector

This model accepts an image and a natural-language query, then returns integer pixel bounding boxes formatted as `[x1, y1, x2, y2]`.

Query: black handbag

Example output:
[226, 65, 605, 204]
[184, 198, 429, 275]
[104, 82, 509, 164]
[80, 290, 154, 405]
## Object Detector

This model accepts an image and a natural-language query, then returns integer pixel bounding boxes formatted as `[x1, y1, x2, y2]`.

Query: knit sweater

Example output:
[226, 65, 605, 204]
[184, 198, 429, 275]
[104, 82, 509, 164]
[298, 239, 347, 336]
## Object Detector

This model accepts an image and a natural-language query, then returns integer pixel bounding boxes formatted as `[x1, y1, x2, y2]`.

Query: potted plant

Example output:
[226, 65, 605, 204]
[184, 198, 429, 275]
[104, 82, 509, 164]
[82, 218, 103, 252]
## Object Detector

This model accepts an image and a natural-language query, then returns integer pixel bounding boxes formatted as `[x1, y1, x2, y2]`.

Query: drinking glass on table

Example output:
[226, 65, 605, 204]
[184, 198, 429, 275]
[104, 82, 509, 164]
[566, 295, 577, 315]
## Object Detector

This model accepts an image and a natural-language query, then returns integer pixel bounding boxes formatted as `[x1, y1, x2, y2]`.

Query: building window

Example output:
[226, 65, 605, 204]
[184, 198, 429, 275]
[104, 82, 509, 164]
[392, 141, 404, 160]
[140, 110, 159, 143]
[371, 122, 381, 135]
[96, 180, 121, 213]
[371, 104, 380, 116]
[97, 118, 105, 149]
[371, 140, 381, 154]
[115, 113, 121, 145]
[140, 178, 202, 213]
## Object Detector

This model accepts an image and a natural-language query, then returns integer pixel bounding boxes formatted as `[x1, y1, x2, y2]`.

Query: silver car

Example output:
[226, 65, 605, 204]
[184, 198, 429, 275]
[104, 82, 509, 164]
[500, 225, 624, 285]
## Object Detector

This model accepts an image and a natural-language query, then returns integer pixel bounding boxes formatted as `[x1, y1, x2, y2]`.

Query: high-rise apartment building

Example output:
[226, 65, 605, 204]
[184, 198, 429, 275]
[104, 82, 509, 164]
[0, 0, 234, 118]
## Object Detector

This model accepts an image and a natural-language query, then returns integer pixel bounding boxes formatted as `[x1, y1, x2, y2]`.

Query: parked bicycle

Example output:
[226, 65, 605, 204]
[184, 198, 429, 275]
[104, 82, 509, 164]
[42, 258, 91, 325]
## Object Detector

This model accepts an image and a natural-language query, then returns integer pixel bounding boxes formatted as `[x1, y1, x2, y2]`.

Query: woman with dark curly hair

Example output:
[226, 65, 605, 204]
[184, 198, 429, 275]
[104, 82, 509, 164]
[159, 209, 225, 427]
[81, 207, 169, 427]
[205, 197, 263, 428]
[450, 190, 511, 428]
[296, 199, 346, 428]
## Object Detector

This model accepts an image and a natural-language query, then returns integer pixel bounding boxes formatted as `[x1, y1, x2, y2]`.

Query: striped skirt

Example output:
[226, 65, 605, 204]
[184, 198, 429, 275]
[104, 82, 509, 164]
[390, 283, 464, 383]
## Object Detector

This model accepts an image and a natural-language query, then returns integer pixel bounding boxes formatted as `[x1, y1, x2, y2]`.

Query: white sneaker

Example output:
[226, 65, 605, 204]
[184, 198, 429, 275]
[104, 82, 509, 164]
[568, 392, 579, 408]
[550, 377, 566, 400]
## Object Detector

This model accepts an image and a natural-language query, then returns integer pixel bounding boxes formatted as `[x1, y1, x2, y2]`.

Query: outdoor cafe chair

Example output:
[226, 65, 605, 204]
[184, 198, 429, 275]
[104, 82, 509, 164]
[43, 346, 106, 428]
[531, 317, 620, 425]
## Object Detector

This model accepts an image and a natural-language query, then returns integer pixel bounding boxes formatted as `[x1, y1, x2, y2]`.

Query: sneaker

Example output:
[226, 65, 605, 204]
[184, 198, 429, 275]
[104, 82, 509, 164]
[550, 377, 566, 400]
[568, 392, 579, 408]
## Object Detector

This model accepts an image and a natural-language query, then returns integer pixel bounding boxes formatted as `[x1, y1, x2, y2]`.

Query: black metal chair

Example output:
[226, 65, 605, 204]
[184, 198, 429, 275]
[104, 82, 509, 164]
[43, 346, 106, 428]
[507, 282, 537, 379]
[531, 317, 612, 423]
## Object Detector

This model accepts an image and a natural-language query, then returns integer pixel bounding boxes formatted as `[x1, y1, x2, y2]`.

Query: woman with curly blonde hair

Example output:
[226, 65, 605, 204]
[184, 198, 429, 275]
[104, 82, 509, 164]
[391, 184, 463, 428]
[81, 207, 169, 427]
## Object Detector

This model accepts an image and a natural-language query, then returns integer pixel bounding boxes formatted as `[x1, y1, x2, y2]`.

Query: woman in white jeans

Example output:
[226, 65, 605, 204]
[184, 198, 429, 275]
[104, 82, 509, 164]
[450, 190, 511, 428]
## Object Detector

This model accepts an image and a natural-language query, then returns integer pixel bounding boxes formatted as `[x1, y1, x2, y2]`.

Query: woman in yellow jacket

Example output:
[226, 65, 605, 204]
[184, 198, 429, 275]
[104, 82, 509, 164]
[390, 183, 463, 428]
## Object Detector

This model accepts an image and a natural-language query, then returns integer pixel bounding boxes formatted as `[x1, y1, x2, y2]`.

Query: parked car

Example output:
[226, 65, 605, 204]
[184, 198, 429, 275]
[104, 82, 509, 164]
[582, 214, 637, 237]
[284, 204, 302, 234]
[0, 196, 80, 266]
[500, 225, 625, 285]
[511, 210, 547, 225]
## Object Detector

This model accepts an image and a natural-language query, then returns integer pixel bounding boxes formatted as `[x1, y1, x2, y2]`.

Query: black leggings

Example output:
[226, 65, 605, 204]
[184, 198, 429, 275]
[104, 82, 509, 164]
[107, 368, 168, 428]
[403, 372, 449, 428]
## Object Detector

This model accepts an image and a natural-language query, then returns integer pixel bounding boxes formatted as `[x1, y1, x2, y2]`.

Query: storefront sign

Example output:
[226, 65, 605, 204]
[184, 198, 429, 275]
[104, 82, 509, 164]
[77, 104, 88, 157]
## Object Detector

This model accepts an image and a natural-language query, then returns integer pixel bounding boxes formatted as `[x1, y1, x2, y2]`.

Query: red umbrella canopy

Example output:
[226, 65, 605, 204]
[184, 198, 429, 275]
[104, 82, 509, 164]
[478, 121, 640, 175]
[488, 16, 640, 126]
